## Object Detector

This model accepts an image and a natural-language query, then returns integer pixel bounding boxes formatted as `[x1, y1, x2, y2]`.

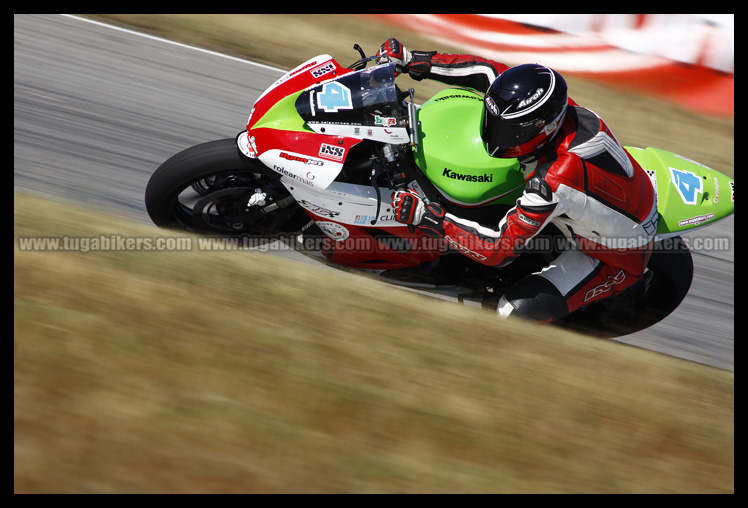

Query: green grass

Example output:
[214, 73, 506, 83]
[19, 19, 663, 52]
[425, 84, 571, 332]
[14, 193, 734, 493]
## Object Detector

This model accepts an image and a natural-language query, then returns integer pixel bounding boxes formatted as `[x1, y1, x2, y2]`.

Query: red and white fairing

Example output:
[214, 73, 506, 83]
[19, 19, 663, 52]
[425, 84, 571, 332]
[238, 55, 440, 269]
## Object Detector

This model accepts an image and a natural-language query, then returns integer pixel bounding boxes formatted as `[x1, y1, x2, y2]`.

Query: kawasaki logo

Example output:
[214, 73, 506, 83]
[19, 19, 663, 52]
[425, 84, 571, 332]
[442, 168, 493, 183]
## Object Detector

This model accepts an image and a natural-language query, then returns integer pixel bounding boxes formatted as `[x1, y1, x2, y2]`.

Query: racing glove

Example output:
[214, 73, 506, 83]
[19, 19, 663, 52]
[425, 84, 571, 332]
[392, 190, 445, 238]
[376, 38, 412, 76]
[377, 38, 436, 80]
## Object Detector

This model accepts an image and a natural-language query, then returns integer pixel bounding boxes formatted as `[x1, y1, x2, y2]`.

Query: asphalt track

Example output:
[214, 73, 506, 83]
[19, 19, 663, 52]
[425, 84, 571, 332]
[14, 15, 734, 371]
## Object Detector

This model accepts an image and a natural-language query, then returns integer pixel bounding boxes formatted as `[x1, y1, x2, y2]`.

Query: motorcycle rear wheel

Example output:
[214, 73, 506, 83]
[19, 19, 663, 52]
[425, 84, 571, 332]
[557, 236, 694, 338]
[145, 138, 307, 235]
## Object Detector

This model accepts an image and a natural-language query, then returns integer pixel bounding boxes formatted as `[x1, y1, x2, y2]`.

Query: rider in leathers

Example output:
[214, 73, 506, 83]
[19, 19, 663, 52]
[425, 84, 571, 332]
[378, 38, 658, 323]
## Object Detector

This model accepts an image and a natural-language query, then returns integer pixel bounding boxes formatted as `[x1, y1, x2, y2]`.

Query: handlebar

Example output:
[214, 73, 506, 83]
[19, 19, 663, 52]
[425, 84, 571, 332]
[348, 44, 421, 150]
[347, 44, 380, 71]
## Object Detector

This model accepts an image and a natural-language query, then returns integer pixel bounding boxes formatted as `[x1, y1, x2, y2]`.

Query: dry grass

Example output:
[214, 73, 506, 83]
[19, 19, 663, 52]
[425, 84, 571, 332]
[15, 15, 734, 493]
[14, 193, 734, 493]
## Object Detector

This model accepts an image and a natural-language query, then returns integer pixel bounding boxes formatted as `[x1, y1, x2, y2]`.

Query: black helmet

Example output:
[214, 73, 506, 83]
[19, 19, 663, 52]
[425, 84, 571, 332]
[482, 64, 568, 160]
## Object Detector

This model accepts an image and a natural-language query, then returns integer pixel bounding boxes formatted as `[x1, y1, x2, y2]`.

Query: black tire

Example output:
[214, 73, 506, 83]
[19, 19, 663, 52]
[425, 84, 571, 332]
[558, 236, 694, 338]
[629, 235, 694, 330]
[145, 139, 307, 235]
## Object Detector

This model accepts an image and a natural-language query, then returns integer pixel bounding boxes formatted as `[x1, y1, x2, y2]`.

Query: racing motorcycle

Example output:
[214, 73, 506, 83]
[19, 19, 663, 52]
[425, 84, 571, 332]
[145, 46, 735, 338]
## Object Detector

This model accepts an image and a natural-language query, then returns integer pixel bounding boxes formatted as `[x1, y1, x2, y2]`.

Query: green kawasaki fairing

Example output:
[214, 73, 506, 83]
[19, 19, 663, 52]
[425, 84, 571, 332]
[626, 146, 734, 238]
[414, 89, 734, 236]
[413, 89, 524, 207]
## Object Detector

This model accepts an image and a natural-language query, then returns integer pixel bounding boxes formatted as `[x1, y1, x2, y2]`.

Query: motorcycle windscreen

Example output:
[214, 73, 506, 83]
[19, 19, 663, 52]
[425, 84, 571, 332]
[295, 63, 410, 144]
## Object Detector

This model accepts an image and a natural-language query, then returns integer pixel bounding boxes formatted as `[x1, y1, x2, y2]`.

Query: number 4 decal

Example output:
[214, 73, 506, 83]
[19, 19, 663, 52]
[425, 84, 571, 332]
[316, 82, 352, 113]
[669, 167, 703, 205]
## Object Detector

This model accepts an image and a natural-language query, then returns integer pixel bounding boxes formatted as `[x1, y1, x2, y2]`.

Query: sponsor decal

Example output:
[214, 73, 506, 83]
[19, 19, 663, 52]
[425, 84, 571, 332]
[678, 212, 715, 227]
[319, 143, 345, 161]
[713, 176, 720, 203]
[442, 168, 493, 183]
[272, 165, 314, 187]
[353, 214, 397, 224]
[673, 153, 713, 170]
[373, 115, 397, 127]
[298, 200, 340, 219]
[584, 269, 625, 302]
[435, 93, 483, 102]
[237, 132, 258, 158]
[645, 169, 658, 204]
[280, 152, 323, 166]
[310, 62, 336, 79]
[289, 60, 316, 78]
[485, 96, 499, 116]
[316, 221, 349, 241]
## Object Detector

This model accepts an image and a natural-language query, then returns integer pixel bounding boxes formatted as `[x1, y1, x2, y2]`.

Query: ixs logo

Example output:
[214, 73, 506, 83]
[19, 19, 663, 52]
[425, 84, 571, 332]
[319, 143, 345, 161]
[279, 152, 323, 166]
[584, 270, 626, 302]
[310, 62, 336, 79]
[444, 236, 487, 261]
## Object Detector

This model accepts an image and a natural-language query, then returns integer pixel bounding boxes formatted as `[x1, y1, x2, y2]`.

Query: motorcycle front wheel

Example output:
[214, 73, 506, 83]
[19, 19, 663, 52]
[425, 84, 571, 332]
[145, 138, 308, 236]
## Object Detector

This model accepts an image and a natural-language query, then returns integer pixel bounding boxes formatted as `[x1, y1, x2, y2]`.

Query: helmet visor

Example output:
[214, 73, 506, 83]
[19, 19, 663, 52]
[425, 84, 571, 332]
[482, 103, 567, 158]
[483, 115, 545, 158]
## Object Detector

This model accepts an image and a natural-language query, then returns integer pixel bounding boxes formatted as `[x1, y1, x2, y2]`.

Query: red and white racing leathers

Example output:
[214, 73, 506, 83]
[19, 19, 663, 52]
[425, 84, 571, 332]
[407, 51, 658, 321]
